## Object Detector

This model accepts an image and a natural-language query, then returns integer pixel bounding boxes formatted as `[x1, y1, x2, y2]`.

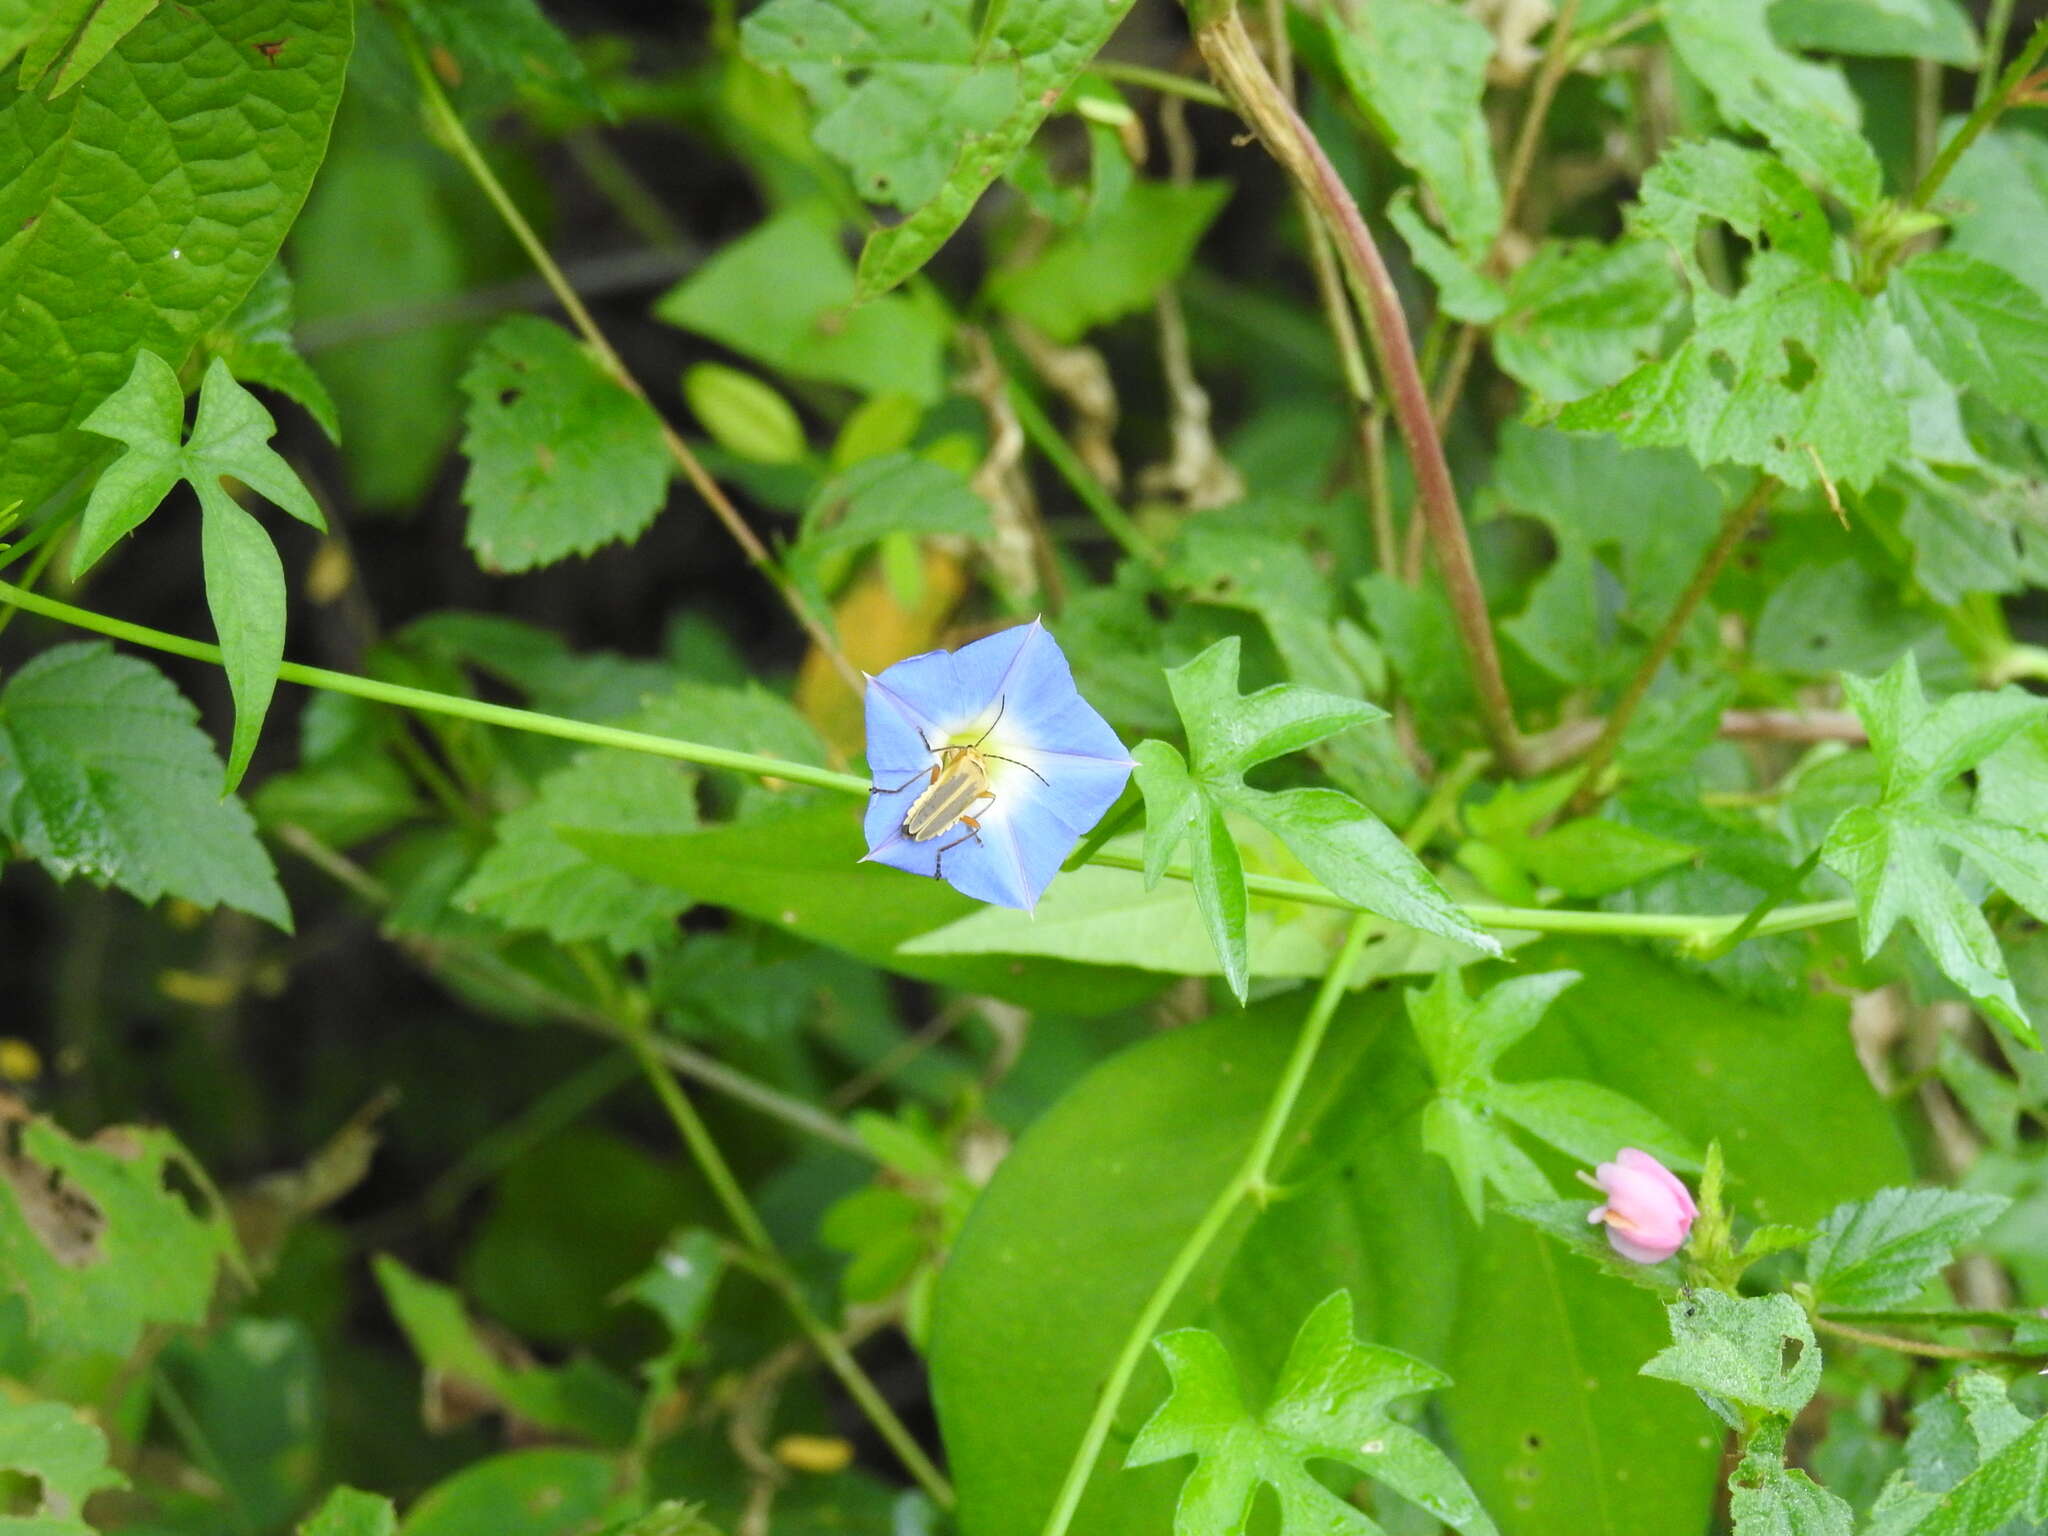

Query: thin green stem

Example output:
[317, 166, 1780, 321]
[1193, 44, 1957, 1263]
[1089, 59, 1231, 109]
[1037, 915, 1375, 1536]
[1, 580, 1862, 947]
[623, 1025, 955, 1509]
[1916, 19, 2048, 208]
[1811, 1313, 2043, 1366]
[1979, 0, 2020, 107]
[1007, 380, 1164, 567]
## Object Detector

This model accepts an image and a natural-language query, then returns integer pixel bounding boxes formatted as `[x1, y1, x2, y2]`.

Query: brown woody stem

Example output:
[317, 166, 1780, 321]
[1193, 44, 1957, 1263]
[1198, 11, 1526, 772]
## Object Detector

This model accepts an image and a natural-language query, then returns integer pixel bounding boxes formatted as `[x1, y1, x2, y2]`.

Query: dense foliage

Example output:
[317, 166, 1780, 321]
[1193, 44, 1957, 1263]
[3, 0, 2048, 1533]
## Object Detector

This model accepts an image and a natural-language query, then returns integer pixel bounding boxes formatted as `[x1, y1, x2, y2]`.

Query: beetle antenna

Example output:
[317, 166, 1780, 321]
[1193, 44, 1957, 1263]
[981, 751, 1049, 786]
[971, 696, 1007, 748]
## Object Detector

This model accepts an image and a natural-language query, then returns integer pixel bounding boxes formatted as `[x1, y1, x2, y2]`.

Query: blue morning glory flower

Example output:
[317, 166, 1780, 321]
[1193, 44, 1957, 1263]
[861, 620, 1134, 911]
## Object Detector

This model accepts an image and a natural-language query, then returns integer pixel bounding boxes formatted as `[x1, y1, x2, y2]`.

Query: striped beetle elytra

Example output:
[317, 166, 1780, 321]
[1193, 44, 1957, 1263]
[871, 697, 1048, 877]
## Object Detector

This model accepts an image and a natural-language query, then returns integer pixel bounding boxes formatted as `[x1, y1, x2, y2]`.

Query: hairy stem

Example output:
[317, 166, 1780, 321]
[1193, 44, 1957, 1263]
[1916, 18, 2048, 208]
[399, 24, 862, 695]
[1567, 476, 1778, 816]
[1811, 1313, 2044, 1366]
[1036, 915, 1375, 1536]
[625, 1024, 956, 1508]
[1197, 11, 1526, 772]
[0, 580, 1863, 945]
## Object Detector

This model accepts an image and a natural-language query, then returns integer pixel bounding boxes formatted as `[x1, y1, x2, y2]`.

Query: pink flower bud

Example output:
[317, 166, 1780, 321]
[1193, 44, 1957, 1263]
[1584, 1148, 1697, 1263]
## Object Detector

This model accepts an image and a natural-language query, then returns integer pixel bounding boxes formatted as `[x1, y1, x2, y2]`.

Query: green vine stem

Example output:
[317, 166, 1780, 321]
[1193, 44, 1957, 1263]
[1035, 914, 1376, 1536]
[396, 21, 864, 696]
[0, 579, 1861, 945]
[1914, 18, 2048, 208]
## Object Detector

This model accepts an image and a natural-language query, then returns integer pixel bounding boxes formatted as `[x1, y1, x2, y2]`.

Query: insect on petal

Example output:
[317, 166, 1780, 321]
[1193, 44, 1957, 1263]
[861, 620, 1134, 911]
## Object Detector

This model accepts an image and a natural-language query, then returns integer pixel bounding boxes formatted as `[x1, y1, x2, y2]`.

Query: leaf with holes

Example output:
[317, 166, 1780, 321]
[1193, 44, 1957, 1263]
[1559, 253, 1907, 491]
[0, 643, 290, 927]
[1494, 238, 1681, 404]
[0, 1101, 242, 1359]
[0, 1397, 127, 1533]
[1128, 1290, 1498, 1536]
[457, 316, 672, 573]
[1727, 1419, 1855, 1536]
[1640, 1290, 1820, 1427]
[0, 0, 350, 518]
[1632, 138, 1832, 298]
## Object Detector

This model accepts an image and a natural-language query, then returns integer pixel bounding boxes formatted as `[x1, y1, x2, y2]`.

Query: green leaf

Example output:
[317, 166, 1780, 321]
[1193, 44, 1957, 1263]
[0, 1398, 127, 1533]
[1662, 0, 1882, 212]
[1768, 0, 1978, 66]
[682, 362, 806, 465]
[0, 643, 290, 928]
[372, 1256, 639, 1446]
[455, 749, 698, 953]
[1517, 815, 1700, 898]
[457, 315, 672, 572]
[301, 1488, 399, 1536]
[1820, 652, 2048, 1040]
[1493, 238, 1681, 404]
[1633, 139, 1832, 299]
[8, 0, 158, 95]
[740, 0, 1141, 296]
[1727, 1420, 1855, 1536]
[1806, 1187, 2011, 1312]
[1867, 1375, 2048, 1535]
[790, 452, 991, 591]
[989, 180, 1230, 343]
[394, 0, 604, 116]
[1389, 188, 1507, 323]
[1890, 250, 2048, 429]
[655, 205, 946, 401]
[1135, 637, 1494, 998]
[1129, 1290, 1497, 1536]
[0, 0, 351, 518]
[74, 353, 325, 789]
[1327, 0, 1501, 255]
[202, 261, 341, 444]
[399, 1449, 628, 1536]
[1559, 253, 1908, 492]
[1944, 128, 2048, 307]
[0, 1104, 241, 1358]
[1640, 1290, 1821, 1424]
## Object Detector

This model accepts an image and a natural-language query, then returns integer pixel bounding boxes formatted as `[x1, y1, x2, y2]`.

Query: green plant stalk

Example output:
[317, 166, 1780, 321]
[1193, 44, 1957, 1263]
[397, 21, 863, 695]
[1916, 18, 2048, 207]
[1979, 0, 2020, 106]
[1036, 914, 1375, 1536]
[0, 580, 1863, 944]
[623, 1024, 956, 1509]
[1088, 58, 1232, 108]
[1006, 379, 1164, 567]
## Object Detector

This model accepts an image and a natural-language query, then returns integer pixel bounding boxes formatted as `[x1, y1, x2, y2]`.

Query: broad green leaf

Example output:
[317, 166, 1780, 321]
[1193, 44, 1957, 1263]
[1663, 0, 1881, 212]
[1640, 1290, 1821, 1424]
[1821, 653, 2048, 1039]
[0, 1398, 126, 1533]
[457, 316, 671, 572]
[393, 0, 603, 116]
[1517, 815, 1699, 898]
[372, 1256, 639, 1446]
[75, 353, 325, 788]
[0, 0, 350, 518]
[1494, 238, 1681, 404]
[1129, 1291, 1496, 1536]
[990, 180, 1230, 343]
[399, 1450, 628, 1536]
[1943, 127, 2048, 306]
[1866, 1375, 2048, 1535]
[158, 1318, 324, 1532]
[201, 261, 340, 443]
[1769, 0, 1977, 64]
[1890, 250, 2048, 429]
[655, 205, 946, 401]
[1327, 0, 1501, 255]
[1559, 253, 1908, 491]
[301, 1488, 398, 1536]
[1805, 1187, 2011, 1312]
[1728, 1420, 1856, 1536]
[0, 643, 290, 927]
[455, 749, 698, 953]
[8, 0, 158, 94]
[0, 1105, 240, 1358]
[740, 0, 1142, 296]
[789, 452, 992, 601]
[1633, 137, 1832, 298]
[682, 362, 806, 465]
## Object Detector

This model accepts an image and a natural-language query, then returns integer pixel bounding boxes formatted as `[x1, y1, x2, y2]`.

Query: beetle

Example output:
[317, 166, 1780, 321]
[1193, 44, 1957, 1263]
[871, 698, 1048, 878]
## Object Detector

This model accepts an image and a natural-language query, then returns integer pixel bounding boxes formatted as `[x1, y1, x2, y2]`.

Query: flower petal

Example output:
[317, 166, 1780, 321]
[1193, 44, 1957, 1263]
[865, 676, 942, 779]
[991, 749, 1132, 839]
[872, 649, 975, 736]
[972, 619, 1131, 764]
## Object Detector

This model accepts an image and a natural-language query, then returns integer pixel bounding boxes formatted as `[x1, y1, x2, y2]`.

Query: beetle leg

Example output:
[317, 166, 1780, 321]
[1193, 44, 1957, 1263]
[932, 813, 986, 883]
[871, 762, 944, 797]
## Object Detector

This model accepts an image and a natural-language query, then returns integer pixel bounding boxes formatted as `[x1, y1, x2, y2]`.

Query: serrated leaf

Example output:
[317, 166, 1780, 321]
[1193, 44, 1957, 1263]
[1128, 1290, 1498, 1536]
[1640, 1290, 1821, 1424]
[1494, 238, 1681, 404]
[1890, 250, 2048, 430]
[456, 749, 698, 954]
[1663, 0, 1881, 212]
[1633, 139, 1832, 298]
[1728, 1420, 1855, 1536]
[0, 1398, 127, 1531]
[0, 643, 290, 928]
[989, 179, 1230, 343]
[1944, 127, 2048, 307]
[1806, 1187, 2010, 1311]
[202, 261, 340, 444]
[74, 353, 325, 789]
[1327, 0, 1501, 255]
[0, 1101, 241, 1359]
[1560, 253, 1908, 491]
[0, 0, 350, 518]
[654, 205, 946, 402]
[299, 1487, 397, 1536]
[457, 316, 672, 572]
